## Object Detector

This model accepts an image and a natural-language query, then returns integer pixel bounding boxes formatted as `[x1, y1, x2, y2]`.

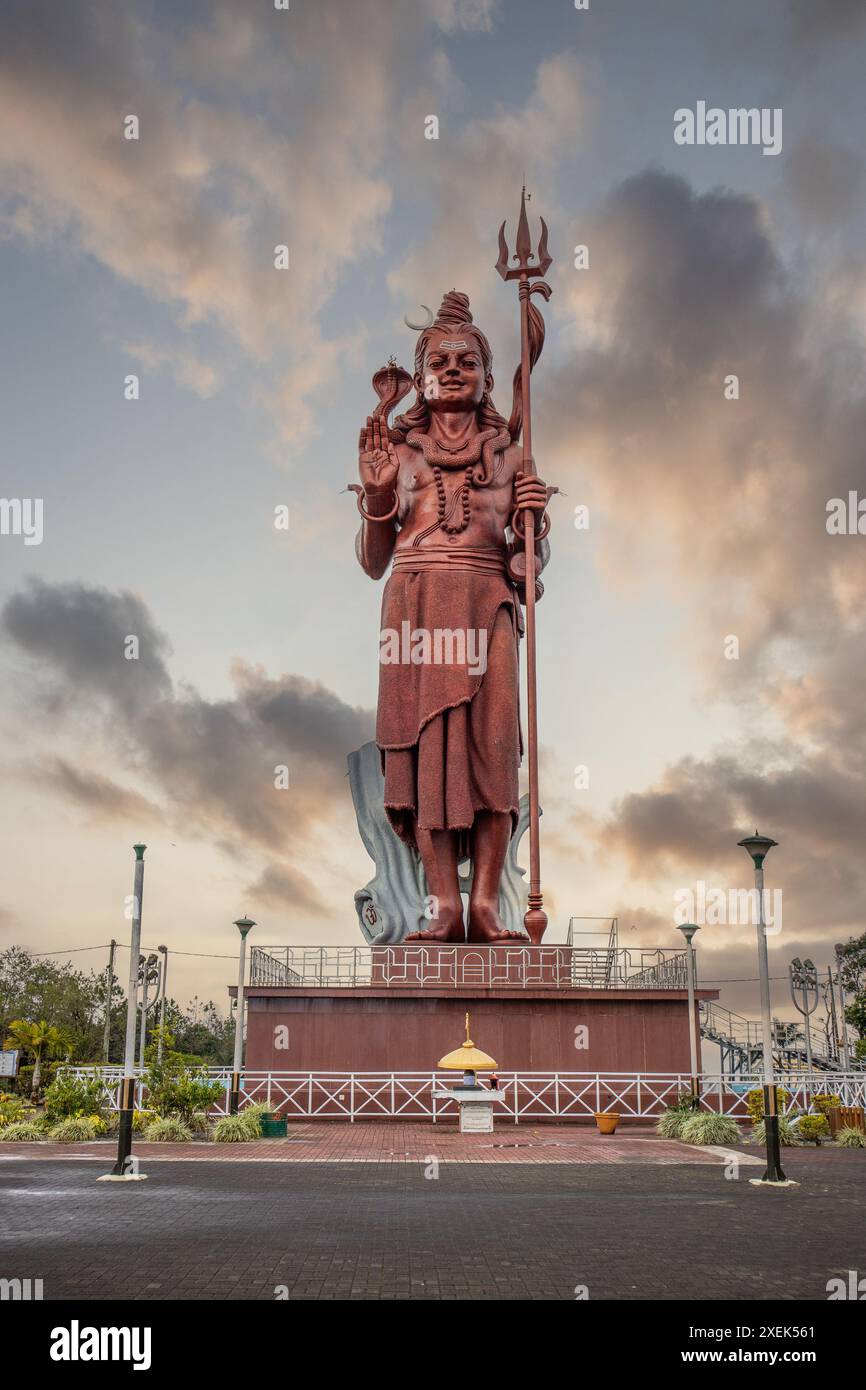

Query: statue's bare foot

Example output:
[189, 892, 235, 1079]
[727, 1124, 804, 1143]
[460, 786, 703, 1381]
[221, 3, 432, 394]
[405, 906, 465, 943]
[467, 900, 528, 944]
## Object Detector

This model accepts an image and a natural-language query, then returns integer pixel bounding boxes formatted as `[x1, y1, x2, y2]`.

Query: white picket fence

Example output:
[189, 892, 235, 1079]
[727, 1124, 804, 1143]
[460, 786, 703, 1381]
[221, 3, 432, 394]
[60, 1068, 866, 1124]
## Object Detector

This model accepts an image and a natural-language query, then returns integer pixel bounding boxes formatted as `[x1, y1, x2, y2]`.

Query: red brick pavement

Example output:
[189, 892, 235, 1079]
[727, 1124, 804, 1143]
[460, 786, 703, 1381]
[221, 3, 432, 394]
[0, 1123, 738, 1164]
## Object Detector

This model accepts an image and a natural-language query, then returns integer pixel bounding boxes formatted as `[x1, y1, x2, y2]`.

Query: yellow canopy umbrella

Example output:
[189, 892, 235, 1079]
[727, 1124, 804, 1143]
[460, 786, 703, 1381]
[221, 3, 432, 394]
[438, 1013, 497, 1075]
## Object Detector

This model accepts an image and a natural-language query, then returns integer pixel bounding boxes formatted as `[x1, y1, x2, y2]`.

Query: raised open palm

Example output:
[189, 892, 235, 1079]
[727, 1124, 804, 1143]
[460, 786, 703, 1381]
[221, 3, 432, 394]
[359, 415, 399, 497]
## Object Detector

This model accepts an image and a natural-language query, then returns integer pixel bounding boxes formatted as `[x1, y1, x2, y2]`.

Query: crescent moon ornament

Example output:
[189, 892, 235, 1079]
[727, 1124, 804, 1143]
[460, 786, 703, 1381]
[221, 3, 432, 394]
[404, 304, 435, 332]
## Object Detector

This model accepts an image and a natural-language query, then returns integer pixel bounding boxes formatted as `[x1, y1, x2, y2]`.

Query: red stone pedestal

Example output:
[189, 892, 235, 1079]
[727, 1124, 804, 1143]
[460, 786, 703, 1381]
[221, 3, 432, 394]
[242, 983, 718, 1075]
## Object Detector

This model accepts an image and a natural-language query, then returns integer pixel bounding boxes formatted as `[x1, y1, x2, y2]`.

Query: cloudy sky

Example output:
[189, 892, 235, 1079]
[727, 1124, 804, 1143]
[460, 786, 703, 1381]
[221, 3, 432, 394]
[2, 0, 865, 1027]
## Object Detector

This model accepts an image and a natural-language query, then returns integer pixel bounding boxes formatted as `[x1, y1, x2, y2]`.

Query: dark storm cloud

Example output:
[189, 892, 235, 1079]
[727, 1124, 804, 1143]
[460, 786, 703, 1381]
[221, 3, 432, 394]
[595, 752, 866, 933]
[2, 581, 374, 914]
[0, 0, 143, 86]
[544, 167, 866, 940]
[246, 864, 328, 920]
[3, 579, 173, 712]
[45, 758, 163, 823]
[548, 167, 866, 665]
[783, 137, 864, 225]
[786, 0, 866, 44]
[135, 662, 372, 852]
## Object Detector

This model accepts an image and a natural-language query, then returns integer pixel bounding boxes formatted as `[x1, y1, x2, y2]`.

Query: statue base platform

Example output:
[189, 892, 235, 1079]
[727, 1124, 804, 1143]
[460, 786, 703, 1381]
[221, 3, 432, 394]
[240, 955, 718, 1076]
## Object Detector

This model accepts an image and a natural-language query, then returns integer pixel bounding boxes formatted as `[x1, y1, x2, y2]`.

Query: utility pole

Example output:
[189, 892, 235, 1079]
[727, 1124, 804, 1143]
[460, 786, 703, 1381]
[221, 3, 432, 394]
[102, 938, 116, 1065]
[157, 945, 168, 1061]
[826, 967, 840, 1064]
[833, 963, 850, 1070]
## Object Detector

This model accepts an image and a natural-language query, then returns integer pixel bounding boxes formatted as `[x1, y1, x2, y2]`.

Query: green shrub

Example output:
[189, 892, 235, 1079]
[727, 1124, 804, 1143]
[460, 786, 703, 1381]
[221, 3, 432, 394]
[50, 1116, 102, 1143]
[656, 1107, 689, 1139]
[212, 1112, 259, 1143]
[671, 1089, 697, 1112]
[811, 1093, 841, 1116]
[143, 1117, 193, 1142]
[796, 1114, 829, 1144]
[751, 1115, 800, 1147]
[679, 1112, 742, 1147]
[44, 1071, 107, 1121]
[0, 1121, 46, 1142]
[240, 1102, 271, 1132]
[188, 1111, 211, 1135]
[142, 1031, 222, 1123]
[836, 1127, 866, 1148]
[746, 1087, 791, 1123]
[105, 1108, 151, 1134]
[0, 1092, 35, 1127]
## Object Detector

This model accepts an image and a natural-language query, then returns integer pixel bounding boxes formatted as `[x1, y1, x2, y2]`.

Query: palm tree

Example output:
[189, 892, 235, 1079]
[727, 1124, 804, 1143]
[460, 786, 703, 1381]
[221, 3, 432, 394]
[4, 1019, 72, 1099]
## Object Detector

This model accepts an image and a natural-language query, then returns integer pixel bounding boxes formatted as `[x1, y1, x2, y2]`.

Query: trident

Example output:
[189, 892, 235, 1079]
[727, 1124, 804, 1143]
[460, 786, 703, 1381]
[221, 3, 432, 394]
[496, 187, 552, 943]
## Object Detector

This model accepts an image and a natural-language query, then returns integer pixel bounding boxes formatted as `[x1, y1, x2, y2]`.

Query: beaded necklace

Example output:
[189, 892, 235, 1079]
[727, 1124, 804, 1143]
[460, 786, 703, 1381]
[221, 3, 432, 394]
[407, 426, 509, 539]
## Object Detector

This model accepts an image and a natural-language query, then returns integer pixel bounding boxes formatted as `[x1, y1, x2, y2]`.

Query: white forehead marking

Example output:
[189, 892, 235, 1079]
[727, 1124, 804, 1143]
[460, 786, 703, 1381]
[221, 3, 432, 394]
[437, 339, 469, 350]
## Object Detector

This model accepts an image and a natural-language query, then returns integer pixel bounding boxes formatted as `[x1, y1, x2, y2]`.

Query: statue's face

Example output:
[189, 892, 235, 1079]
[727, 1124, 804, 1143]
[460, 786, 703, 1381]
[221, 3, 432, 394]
[418, 329, 492, 412]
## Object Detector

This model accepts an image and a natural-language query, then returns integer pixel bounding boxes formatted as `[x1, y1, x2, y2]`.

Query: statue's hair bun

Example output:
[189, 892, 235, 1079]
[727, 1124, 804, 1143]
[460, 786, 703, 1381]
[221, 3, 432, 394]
[434, 290, 472, 326]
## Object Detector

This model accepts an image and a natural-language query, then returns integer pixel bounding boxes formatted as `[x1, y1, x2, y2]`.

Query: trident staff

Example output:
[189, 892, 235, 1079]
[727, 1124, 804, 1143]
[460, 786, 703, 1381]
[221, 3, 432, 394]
[496, 188, 553, 941]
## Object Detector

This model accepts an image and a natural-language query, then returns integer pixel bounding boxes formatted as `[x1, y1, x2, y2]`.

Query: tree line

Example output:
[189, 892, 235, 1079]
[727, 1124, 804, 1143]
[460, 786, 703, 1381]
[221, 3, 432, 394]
[1, 946, 235, 1093]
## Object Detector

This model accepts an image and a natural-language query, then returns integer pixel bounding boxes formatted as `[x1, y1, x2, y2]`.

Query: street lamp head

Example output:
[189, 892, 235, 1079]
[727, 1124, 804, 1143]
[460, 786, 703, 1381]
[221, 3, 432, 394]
[737, 831, 778, 867]
[133, 843, 147, 861]
[677, 923, 700, 946]
[234, 915, 256, 937]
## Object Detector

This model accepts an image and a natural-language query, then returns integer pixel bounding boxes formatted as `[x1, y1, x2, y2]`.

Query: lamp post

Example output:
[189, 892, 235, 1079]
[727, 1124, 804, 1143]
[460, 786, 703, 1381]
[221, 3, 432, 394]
[677, 923, 701, 1106]
[738, 831, 786, 1184]
[230, 917, 255, 1115]
[156, 945, 168, 1061]
[107, 844, 147, 1180]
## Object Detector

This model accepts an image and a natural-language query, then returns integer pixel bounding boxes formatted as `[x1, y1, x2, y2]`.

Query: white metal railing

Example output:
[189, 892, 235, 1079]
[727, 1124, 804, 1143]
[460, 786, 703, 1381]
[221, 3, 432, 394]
[248, 944, 689, 990]
[59, 1068, 866, 1124]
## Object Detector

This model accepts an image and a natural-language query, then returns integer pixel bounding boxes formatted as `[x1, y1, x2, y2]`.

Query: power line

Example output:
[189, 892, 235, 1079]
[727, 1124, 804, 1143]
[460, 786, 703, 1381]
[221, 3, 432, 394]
[24, 943, 239, 961]
[28, 945, 111, 957]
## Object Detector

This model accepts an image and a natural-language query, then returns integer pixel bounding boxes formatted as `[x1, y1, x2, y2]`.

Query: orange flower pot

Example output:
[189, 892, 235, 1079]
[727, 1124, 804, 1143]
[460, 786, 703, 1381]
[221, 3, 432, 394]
[594, 1112, 620, 1135]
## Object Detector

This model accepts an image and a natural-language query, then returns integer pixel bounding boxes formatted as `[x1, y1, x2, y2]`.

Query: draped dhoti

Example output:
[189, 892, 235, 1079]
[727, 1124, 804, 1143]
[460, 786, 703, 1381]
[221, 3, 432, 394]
[375, 546, 521, 852]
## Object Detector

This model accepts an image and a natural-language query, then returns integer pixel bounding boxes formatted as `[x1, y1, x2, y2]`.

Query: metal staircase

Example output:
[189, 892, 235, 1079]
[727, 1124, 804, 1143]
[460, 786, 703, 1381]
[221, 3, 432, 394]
[700, 1000, 860, 1075]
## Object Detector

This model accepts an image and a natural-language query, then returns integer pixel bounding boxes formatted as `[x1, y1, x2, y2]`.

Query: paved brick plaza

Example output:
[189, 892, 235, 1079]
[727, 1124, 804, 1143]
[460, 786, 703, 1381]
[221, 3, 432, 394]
[1, 1134, 864, 1300]
[0, 1123, 737, 1165]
